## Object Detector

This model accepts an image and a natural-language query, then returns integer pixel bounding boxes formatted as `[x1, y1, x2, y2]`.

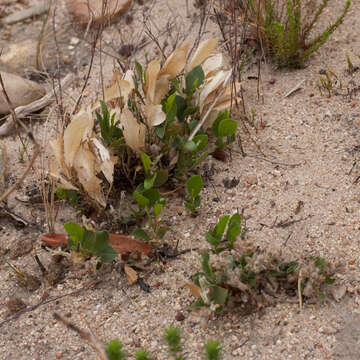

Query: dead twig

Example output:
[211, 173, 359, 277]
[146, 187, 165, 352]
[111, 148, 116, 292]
[284, 79, 305, 98]
[53, 312, 109, 360]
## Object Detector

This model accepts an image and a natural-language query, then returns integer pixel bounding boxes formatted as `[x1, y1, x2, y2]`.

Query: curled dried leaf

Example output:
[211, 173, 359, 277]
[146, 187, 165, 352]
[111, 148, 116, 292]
[63, 108, 94, 168]
[124, 265, 138, 285]
[187, 38, 218, 72]
[145, 59, 161, 103]
[73, 144, 105, 207]
[199, 70, 230, 112]
[91, 138, 116, 184]
[146, 103, 166, 127]
[184, 283, 201, 298]
[202, 53, 225, 77]
[121, 108, 146, 153]
[160, 43, 189, 79]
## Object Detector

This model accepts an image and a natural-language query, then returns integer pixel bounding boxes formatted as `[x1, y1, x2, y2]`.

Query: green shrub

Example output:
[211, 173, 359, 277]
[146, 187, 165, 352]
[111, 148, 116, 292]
[248, 0, 351, 68]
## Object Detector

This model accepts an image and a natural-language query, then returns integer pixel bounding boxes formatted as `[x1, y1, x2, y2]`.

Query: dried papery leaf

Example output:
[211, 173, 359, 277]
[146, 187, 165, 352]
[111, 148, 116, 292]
[121, 108, 146, 153]
[187, 38, 218, 72]
[160, 43, 189, 79]
[49, 137, 70, 177]
[201, 83, 231, 109]
[124, 265, 138, 285]
[202, 53, 225, 77]
[63, 108, 94, 168]
[124, 69, 135, 89]
[199, 70, 229, 112]
[91, 138, 116, 184]
[49, 162, 78, 191]
[184, 283, 201, 298]
[146, 103, 166, 126]
[145, 59, 161, 103]
[104, 79, 133, 105]
[73, 144, 105, 207]
[154, 74, 171, 104]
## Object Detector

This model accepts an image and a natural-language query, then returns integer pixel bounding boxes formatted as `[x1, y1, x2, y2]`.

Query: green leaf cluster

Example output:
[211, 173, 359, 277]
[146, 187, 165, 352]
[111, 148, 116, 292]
[96, 100, 124, 149]
[64, 222, 117, 263]
[184, 175, 204, 215]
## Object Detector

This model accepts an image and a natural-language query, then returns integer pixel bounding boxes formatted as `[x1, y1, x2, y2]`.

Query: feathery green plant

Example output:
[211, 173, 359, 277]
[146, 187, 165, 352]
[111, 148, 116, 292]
[248, 0, 351, 68]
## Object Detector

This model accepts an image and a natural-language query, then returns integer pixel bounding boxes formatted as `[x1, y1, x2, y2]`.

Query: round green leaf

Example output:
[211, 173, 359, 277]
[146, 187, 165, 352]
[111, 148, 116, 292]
[218, 119, 237, 137]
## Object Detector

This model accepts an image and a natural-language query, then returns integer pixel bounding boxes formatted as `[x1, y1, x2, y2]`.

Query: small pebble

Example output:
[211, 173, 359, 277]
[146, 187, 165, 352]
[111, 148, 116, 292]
[175, 311, 185, 322]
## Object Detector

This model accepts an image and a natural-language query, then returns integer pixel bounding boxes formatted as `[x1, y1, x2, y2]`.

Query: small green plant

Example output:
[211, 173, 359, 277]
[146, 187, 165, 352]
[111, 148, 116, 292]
[106, 340, 127, 360]
[96, 100, 124, 150]
[105, 327, 222, 360]
[248, 0, 351, 68]
[56, 188, 79, 206]
[190, 212, 340, 312]
[210, 110, 237, 149]
[64, 222, 117, 263]
[184, 175, 204, 215]
[204, 340, 222, 360]
[164, 327, 184, 359]
[131, 152, 169, 241]
[317, 69, 340, 97]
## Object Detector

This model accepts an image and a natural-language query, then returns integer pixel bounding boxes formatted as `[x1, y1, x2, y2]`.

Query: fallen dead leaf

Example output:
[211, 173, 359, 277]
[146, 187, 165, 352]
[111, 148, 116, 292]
[124, 265, 138, 285]
[184, 283, 201, 298]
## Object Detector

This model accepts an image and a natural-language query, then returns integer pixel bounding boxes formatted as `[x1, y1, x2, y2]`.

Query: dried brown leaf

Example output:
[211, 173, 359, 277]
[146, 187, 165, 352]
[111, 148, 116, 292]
[202, 53, 225, 77]
[91, 138, 116, 184]
[154, 74, 171, 104]
[124, 265, 138, 285]
[160, 43, 189, 79]
[199, 70, 229, 112]
[146, 103, 166, 126]
[63, 108, 94, 168]
[145, 59, 161, 103]
[73, 144, 105, 207]
[187, 38, 218, 72]
[121, 108, 146, 153]
[184, 283, 201, 298]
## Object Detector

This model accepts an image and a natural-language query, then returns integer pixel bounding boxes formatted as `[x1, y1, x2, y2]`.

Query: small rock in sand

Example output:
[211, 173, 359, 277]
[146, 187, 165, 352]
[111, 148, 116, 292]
[0, 72, 45, 114]
[66, 0, 131, 27]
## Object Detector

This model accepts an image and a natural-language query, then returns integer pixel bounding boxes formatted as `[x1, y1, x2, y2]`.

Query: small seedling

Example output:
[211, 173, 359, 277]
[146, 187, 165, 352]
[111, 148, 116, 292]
[64, 222, 117, 264]
[317, 69, 340, 97]
[204, 340, 222, 360]
[96, 100, 124, 148]
[131, 152, 169, 241]
[184, 175, 204, 215]
[105, 326, 222, 360]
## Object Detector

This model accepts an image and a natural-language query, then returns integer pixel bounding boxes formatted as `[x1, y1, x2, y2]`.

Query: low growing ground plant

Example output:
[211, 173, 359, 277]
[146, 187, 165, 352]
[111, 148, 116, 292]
[189, 212, 339, 312]
[64, 222, 117, 264]
[248, 0, 351, 68]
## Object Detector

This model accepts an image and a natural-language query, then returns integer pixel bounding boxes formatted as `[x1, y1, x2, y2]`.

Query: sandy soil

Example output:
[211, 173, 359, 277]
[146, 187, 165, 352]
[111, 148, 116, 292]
[0, 0, 360, 359]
